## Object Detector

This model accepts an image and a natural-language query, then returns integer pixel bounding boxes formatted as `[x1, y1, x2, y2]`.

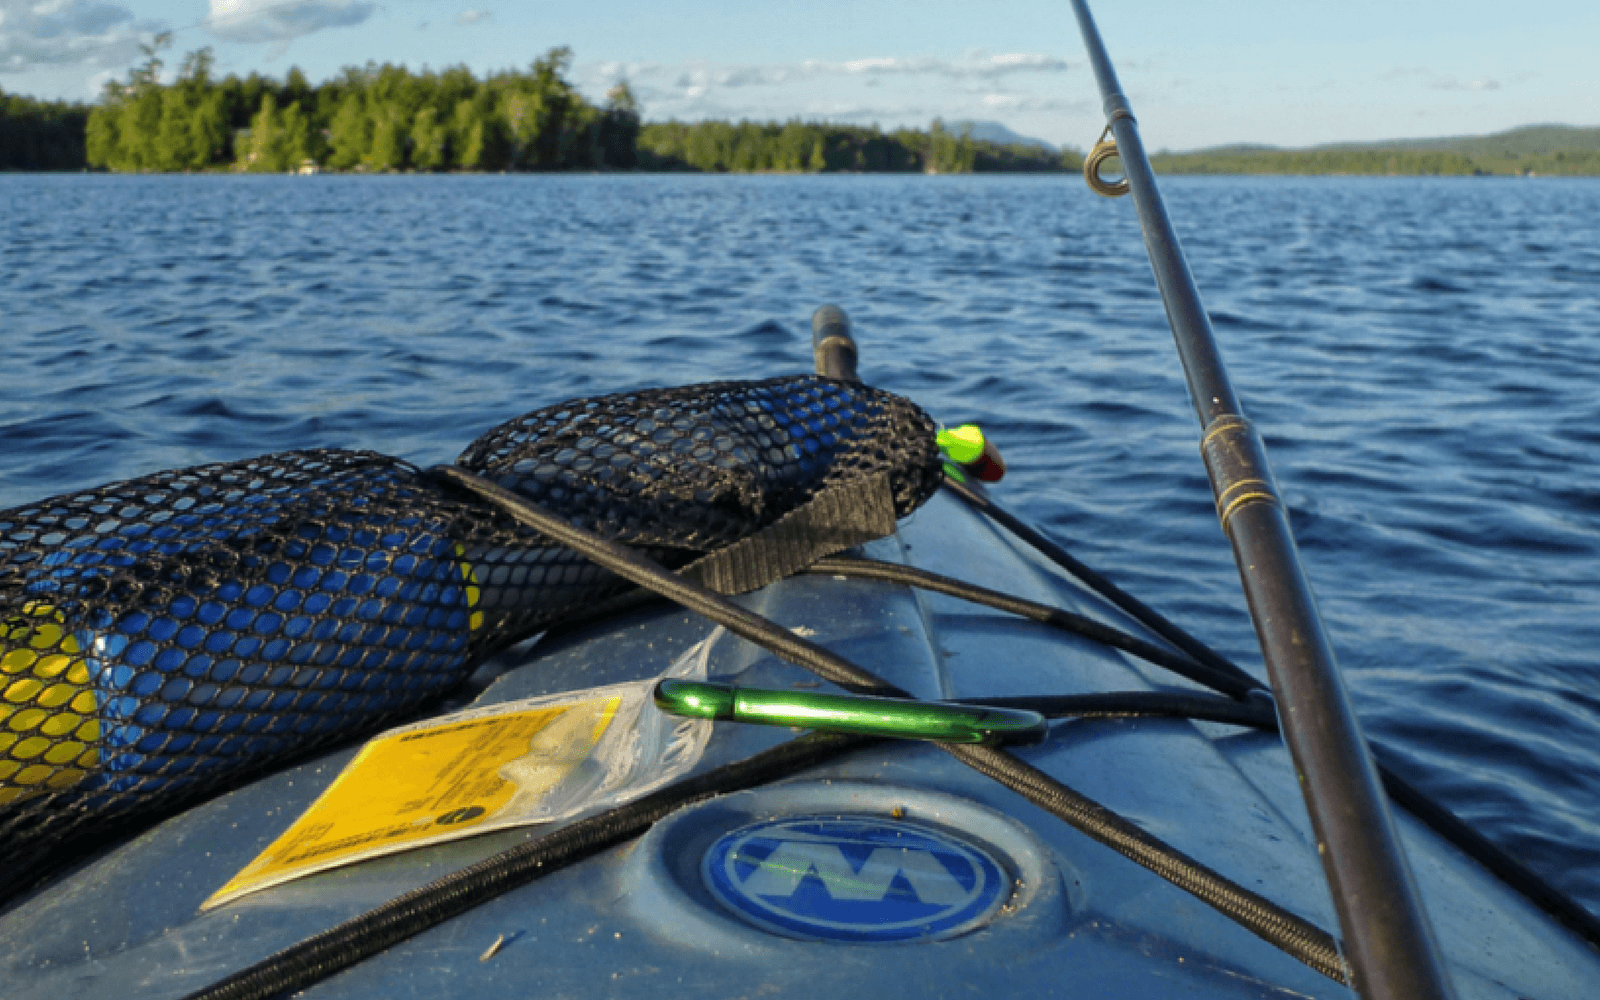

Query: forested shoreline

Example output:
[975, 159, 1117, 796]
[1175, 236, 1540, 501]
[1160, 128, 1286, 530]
[1150, 143, 1600, 177]
[638, 119, 1072, 174]
[0, 92, 89, 171]
[2, 42, 1073, 175]
[83, 45, 644, 173]
[3, 42, 1595, 175]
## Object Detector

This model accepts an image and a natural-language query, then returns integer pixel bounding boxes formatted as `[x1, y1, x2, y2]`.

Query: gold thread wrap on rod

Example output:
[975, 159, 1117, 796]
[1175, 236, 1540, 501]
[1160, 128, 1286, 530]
[1200, 415, 1281, 535]
[1069, 4, 1458, 996]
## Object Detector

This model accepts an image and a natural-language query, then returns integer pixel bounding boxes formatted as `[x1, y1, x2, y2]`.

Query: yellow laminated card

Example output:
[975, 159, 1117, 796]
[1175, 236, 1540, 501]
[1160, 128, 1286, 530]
[205, 634, 717, 909]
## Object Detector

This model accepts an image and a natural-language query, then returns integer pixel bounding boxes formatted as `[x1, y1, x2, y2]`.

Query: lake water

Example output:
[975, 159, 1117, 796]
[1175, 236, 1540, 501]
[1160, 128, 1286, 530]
[3, 172, 1598, 919]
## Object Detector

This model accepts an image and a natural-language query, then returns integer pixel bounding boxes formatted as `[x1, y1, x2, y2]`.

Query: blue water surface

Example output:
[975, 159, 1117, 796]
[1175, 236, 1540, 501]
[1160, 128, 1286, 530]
[3, 172, 1598, 916]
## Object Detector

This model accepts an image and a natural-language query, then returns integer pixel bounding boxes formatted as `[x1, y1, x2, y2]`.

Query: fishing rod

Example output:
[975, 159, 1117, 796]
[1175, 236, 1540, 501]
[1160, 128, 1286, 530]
[1065, 3, 1455, 999]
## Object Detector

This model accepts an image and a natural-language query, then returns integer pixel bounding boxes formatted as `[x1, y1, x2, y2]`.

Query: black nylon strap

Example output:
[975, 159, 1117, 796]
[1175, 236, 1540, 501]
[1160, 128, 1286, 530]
[681, 472, 897, 595]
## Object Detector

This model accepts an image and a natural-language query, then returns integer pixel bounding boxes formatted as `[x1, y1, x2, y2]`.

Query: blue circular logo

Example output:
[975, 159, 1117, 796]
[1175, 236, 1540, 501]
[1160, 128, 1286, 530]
[702, 814, 1008, 943]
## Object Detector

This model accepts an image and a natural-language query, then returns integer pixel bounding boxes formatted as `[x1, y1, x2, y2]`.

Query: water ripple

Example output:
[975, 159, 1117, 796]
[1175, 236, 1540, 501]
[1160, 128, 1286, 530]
[3, 172, 1599, 914]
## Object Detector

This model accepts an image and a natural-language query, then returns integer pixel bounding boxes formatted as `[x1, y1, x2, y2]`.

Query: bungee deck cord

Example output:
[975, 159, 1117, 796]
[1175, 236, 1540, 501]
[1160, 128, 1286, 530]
[182, 465, 1354, 1000]
[180, 473, 1600, 1000]
[0, 375, 941, 869]
[6, 370, 1597, 998]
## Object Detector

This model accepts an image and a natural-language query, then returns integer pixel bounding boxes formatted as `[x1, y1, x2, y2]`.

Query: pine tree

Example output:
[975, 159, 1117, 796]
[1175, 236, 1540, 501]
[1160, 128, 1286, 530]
[326, 92, 370, 169]
[154, 87, 198, 170]
[411, 105, 446, 170]
[119, 88, 163, 170]
[176, 49, 225, 169]
[365, 102, 407, 171]
[238, 92, 282, 171]
[279, 101, 312, 169]
[192, 90, 230, 166]
[596, 82, 640, 169]
[85, 83, 122, 170]
[451, 99, 484, 169]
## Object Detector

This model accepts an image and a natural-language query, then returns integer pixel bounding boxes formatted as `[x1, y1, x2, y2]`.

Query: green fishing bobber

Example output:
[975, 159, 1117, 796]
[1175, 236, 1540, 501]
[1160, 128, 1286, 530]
[0, 375, 946, 861]
[937, 424, 1006, 483]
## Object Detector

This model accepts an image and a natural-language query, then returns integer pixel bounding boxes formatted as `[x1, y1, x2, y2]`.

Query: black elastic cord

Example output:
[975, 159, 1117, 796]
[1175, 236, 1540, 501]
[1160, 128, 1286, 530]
[938, 484, 1600, 952]
[428, 466, 909, 698]
[1371, 755, 1600, 949]
[943, 477, 1261, 691]
[450, 466, 1600, 957]
[180, 689, 1289, 1000]
[997, 689, 1600, 950]
[946, 740, 1346, 982]
[809, 555, 1261, 699]
[183, 733, 871, 1000]
[431, 465, 1350, 981]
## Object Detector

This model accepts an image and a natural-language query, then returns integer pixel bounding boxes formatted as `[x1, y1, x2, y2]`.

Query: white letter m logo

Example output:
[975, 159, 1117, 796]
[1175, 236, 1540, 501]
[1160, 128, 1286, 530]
[738, 840, 973, 905]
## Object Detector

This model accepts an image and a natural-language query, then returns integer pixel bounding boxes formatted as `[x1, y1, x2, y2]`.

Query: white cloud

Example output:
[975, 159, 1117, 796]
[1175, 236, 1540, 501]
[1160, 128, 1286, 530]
[748, 52, 1074, 88]
[455, 9, 489, 26]
[579, 52, 1084, 143]
[836, 51, 1074, 80]
[1435, 77, 1500, 92]
[206, 0, 374, 45]
[797, 102, 928, 122]
[978, 93, 1091, 113]
[1383, 66, 1508, 93]
[595, 51, 1073, 96]
[0, 0, 147, 73]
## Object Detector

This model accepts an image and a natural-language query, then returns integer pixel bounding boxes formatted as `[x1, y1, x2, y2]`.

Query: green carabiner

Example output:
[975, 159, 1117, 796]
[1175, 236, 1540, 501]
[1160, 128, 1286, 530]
[654, 679, 1046, 745]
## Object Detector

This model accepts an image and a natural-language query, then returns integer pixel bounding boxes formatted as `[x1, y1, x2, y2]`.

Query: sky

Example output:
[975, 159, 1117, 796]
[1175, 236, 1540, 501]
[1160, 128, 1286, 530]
[3, 0, 1596, 151]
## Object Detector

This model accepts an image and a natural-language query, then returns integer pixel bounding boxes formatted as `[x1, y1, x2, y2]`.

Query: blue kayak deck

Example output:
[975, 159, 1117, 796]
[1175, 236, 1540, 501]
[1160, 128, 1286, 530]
[3, 490, 1597, 998]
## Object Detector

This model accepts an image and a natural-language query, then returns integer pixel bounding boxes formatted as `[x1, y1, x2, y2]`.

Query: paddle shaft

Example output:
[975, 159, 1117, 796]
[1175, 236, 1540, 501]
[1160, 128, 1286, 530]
[1066, 4, 1455, 999]
[812, 304, 860, 382]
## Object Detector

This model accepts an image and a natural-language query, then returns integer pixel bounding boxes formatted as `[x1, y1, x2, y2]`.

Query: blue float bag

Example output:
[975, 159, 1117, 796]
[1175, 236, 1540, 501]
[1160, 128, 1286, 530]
[0, 376, 941, 859]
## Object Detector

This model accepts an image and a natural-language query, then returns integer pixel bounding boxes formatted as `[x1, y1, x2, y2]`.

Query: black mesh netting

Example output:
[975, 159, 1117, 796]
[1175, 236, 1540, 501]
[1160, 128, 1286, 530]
[0, 375, 939, 865]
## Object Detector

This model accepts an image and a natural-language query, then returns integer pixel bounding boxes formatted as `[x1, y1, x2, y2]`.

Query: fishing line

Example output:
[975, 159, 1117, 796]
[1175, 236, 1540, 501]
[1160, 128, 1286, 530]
[805, 554, 1262, 698]
[429, 466, 1352, 977]
[179, 489, 1351, 997]
[167, 445, 1600, 999]
[890, 498, 1600, 951]
[941, 476, 1262, 691]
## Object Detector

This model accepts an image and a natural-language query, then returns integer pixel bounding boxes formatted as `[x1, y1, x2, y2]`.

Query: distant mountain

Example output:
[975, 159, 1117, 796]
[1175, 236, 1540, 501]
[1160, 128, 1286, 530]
[1181, 124, 1600, 158]
[949, 120, 1057, 152]
[1324, 124, 1600, 156]
[1154, 124, 1600, 176]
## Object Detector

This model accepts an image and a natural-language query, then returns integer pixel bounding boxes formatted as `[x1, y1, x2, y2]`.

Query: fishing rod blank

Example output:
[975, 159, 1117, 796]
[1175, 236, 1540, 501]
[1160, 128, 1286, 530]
[1065, 3, 1456, 999]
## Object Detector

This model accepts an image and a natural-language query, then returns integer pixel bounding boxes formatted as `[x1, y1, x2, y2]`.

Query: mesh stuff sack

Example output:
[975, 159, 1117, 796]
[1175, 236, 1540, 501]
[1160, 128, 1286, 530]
[0, 375, 940, 871]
